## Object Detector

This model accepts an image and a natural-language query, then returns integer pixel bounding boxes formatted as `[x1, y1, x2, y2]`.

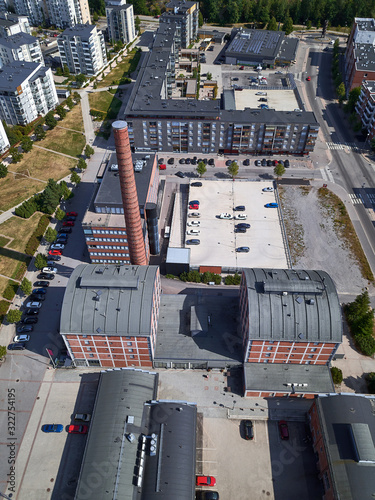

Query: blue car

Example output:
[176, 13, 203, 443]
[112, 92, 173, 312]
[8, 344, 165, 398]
[32, 288, 47, 295]
[42, 424, 63, 433]
[265, 203, 278, 208]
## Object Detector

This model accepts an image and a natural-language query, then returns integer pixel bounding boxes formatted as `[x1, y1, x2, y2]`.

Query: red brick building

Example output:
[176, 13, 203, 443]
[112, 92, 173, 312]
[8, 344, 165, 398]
[308, 394, 375, 499]
[60, 264, 161, 368]
[345, 18, 375, 92]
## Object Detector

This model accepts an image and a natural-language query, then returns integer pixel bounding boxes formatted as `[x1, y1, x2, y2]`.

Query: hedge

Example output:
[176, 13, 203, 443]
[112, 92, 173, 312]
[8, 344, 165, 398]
[0, 300, 10, 322]
[2, 281, 19, 301]
[25, 214, 50, 256]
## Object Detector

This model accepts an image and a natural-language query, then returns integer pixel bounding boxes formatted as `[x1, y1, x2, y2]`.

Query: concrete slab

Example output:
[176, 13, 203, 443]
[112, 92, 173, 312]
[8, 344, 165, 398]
[235, 88, 299, 111]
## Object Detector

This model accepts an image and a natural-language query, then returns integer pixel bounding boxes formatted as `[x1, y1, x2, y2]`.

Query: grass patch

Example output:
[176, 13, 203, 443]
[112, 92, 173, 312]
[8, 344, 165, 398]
[0, 214, 44, 252]
[0, 236, 10, 247]
[318, 187, 374, 282]
[279, 186, 306, 265]
[58, 102, 84, 132]
[97, 49, 141, 88]
[88, 91, 122, 115]
[37, 127, 86, 158]
[0, 249, 30, 280]
[0, 276, 9, 298]
[0, 174, 45, 212]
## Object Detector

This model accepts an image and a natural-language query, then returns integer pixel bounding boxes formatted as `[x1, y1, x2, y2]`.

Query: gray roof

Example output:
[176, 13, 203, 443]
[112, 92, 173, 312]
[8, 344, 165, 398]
[316, 394, 375, 500]
[226, 29, 284, 60]
[0, 31, 36, 48]
[60, 24, 97, 39]
[277, 37, 299, 63]
[242, 268, 342, 342]
[74, 368, 158, 500]
[0, 60, 39, 91]
[243, 363, 335, 394]
[165, 0, 197, 12]
[60, 264, 159, 336]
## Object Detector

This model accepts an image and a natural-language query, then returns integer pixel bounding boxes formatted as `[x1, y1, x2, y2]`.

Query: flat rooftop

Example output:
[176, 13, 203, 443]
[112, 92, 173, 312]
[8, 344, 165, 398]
[169, 180, 288, 272]
[234, 88, 299, 112]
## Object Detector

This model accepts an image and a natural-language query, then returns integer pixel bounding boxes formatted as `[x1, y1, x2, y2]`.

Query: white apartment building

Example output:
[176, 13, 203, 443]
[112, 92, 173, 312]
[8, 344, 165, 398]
[0, 12, 31, 37]
[13, 0, 44, 26]
[0, 119, 9, 153]
[57, 24, 107, 76]
[0, 61, 58, 125]
[14, 0, 90, 28]
[0, 32, 43, 69]
[105, 0, 135, 44]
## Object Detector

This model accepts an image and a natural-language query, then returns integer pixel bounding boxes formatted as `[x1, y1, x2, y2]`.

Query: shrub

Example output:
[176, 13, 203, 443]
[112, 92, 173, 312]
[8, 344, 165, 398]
[344, 291, 375, 356]
[0, 163, 8, 178]
[165, 274, 178, 279]
[34, 253, 47, 270]
[366, 372, 375, 394]
[224, 273, 241, 285]
[20, 278, 32, 296]
[6, 309, 22, 323]
[15, 198, 38, 218]
[355, 335, 375, 357]
[25, 215, 50, 256]
[55, 208, 65, 220]
[0, 300, 9, 322]
[330, 366, 343, 385]
[45, 227, 57, 243]
[2, 281, 18, 301]
[0, 345, 6, 359]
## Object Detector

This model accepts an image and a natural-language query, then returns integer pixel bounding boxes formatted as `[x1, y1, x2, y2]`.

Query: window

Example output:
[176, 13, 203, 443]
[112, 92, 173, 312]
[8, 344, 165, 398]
[84, 341, 90, 345]
[311, 348, 317, 352]
[308, 355, 313, 358]
[129, 355, 135, 359]
[127, 342, 132, 346]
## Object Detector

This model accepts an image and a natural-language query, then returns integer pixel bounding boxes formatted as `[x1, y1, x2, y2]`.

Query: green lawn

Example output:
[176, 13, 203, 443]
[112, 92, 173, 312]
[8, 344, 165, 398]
[37, 127, 86, 158]
[97, 49, 141, 88]
[88, 91, 122, 115]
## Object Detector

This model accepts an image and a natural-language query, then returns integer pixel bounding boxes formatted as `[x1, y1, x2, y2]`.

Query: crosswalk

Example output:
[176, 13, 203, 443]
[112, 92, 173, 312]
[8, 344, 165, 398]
[320, 167, 334, 183]
[349, 192, 375, 205]
[349, 193, 364, 204]
[326, 142, 361, 151]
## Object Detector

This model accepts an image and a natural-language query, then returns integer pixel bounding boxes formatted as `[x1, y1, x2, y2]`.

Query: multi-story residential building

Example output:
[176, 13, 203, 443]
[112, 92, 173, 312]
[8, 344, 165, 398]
[160, 0, 198, 49]
[13, 0, 45, 26]
[0, 32, 43, 69]
[0, 11, 30, 37]
[0, 61, 58, 125]
[60, 264, 161, 368]
[355, 80, 375, 140]
[345, 18, 375, 91]
[14, 0, 90, 29]
[57, 24, 107, 75]
[105, 0, 135, 45]
[308, 394, 375, 500]
[0, 119, 9, 153]
[125, 23, 320, 155]
[82, 152, 159, 264]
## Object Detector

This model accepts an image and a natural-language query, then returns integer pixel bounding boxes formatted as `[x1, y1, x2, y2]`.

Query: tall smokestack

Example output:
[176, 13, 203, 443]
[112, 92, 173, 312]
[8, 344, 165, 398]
[112, 120, 147, 266]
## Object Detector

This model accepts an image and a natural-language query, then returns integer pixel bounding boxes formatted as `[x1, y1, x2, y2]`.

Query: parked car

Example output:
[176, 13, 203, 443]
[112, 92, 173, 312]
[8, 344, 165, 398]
[25, 308, 39, 316]
[55, 233, 68, 240]
[260, 104, 269, 109]
[189, 204, 199, 210]
[255, 160, 261, 166]
[236, 246, 250, 253]
[234, 214, 247, 220]
[185, 158, 191, 164]
[43, 267, 57, 274]
[234, 205, 245, 211]
[63, 221, 74, 227]
[50, 244, 64, 250]
[66, 211, 78, 217]
[191, 182, 202, 187]
[55, 238, 67, 245]
[278, 420, 289, 440]
[186, 239, 200, 245]
[225, 160, 232, 166]
[167, 158, 175, 164]
[189, 200, 200, 206]
[239, 65, 244, 70]
[188, 212, 201, 218]
[32, 288, 47, 295]
[30, 294, 45, 302]
[262, 187, 274, 192]
[266, 160, 273, 166]
[196, 492, 219, 500]
[187, 220, 200, 227]
[219, 213, 233, 219]
[236, 223, 251, 229]
[259, 98, 268, 102]
[74, 413, 91, 422]
[306, 76, 311, 81]
[275, 70, 283, 74]
[261, 159, 267, 166]
[158, 158, 164, 165]
[8, 342, 26, 351]
[34, 281, 50, 288]
[59, 227, 72, 234]
[49, 250, 62, 256]
[47, 260, 58, 267]
[284, 160, 290, 168]
[26, 301, 42, 308]
[21, 316, 38, 325]
[179, 158, 186, 164]
[265, 203, 278, 208]
[17, 324, 34, 333]
[46, 255, 61, 261]
[187, 229, 200, 236]
[68, 424, 88, 434]
[243, 159, 250, 166]
[208, 158, 215, 165]
[42, 424, 63, 433]
[243, 420, 254, 440]
[65, 216, 76, 222]
[13, 334, 30, 343]
[176, 171, 186, 178]
[38, 273, 55, 280]
[234, 227, 247, 233]
[196, 476, 216, 487]
[232, 77, 239, 81]
[256, 92, 267, 96]
[159, 164, 166, 170]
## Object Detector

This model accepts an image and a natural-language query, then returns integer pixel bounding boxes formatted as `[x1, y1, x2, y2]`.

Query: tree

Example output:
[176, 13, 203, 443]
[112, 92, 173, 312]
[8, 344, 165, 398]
[282, 16, 294, 35]
[34, 253, 47, 269]
[63, 64, 70, 77]
[45, 227, 57, 243]
[70, 171, 81, 184]
[45, 112, 57, 129]
[55, 207, 66, 220]
[6, 309, 22, 323]
[21, 136, 33, 153]
[268, 16, 278, 31]
[56, 104, 67, 119]
[9, 147, 23, 163]
[135, 16, 141, 31]
[34, 124, 46, 141]
[331, 366, 343, 384]
[73, 92, 81, 102]
[0, 345, 6, 360]
[346, 87, 361, 113]
[337, 82, 346, 102]
[226, 0, 240, 24]
[20, 277, 32, 296]
[0, 163, 8, 178]
[66, 97, 74, 110]
[228, 161, 239, 178]
[206, 72, 212, 81]
[366, 372, 375, 394]
[84, 144, 95, 158]
[75, 74, 87, 87]
[274, 163, 286, 177]
[196, 161, 207, 177]
[198, 11, 204, 27]
[93, 12, 99, 22]
[77, 158, 87, 170]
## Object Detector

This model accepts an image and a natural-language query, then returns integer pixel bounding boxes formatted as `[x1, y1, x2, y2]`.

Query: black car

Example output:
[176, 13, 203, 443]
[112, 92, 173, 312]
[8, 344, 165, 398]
[235, 227, 247, 233]
[30, 294, 45, 302]
[38, 273, 55, 280]
[65, 216, 76, 222]
[8, 343, 26, 351]
[261, 159, 267, 166]
[191, 158, 197, 165]
[25, 308, 39, 316]
[196, 492, 219, 500]
[186, 239, 200, 245]
[284, 159, 290, 168]
[176, 171, 186, 178]
[21, 317, 38, 325]
[243, 420, 254, 440]
[185, 158, 191, 164]
[236, 223, 251, 229]
[158, 158, 164, 165]
[208, 158, 215, 165]
[56, 238, 67, 244]
[236, 246, 250, 253]
[167, 158, 175, 165]
[234, 205, 245, 211]
[17, 324, 34, 333]
[59, 227, 72, 234]
[225, 160, 232, 166]
[243, 159, 250, 166]
[191, 182, 202, 187]
[47, 255, 61, 261]
[34, 281, 50, 287]
[179, 158, 185, 164]
[266, 160, 273, 166]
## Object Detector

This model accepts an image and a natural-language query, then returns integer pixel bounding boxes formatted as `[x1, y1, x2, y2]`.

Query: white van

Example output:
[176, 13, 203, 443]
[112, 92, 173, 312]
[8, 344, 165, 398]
[164, 226, 170, 238]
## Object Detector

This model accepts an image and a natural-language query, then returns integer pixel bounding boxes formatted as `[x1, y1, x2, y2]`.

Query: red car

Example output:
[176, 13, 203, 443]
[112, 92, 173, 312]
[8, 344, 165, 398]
[239, 65, 244, 70]
[63, 221, 74, 227]
[306, 76, 311, 81]
[189, 204, 199, 210]
[196, 476, 216, 487]
[68, 424, 88, 434]
[278, 420, 289, 440]
[49, 249, 62, 256]
[66, 211, 78, 217]
[159, 164, 166, 170]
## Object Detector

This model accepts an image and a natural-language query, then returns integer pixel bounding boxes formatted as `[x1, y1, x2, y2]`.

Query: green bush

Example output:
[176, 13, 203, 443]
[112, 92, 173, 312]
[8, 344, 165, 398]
[25, 215, 50, 256]
[344, 291, 375, 356]
[34, 253, 47, 270]
[355, 335, 375, 357]
[224, 273, 242, 285]
[180, 270, 202, 283]
[366, 372, 375, 394]
[0, 300, 9, 322]
[165, 274, 178, 279]
[331, 366, 343, 385]
[6, 309, 22, 323]
[2, 281, 18, 301]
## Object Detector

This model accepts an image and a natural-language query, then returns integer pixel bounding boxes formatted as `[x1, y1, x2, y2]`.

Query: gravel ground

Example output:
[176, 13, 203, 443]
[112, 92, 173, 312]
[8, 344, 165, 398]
[280, 185, 372, 295]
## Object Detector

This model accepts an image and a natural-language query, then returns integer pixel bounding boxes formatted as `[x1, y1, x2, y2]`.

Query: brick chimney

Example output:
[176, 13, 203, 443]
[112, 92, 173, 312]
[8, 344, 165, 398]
[112, 121, 147, 265]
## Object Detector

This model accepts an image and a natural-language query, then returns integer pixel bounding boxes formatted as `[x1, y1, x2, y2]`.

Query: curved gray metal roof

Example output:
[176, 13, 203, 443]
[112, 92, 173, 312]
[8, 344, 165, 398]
[242, 268, 342, 342]
[60, 264, 159, 336]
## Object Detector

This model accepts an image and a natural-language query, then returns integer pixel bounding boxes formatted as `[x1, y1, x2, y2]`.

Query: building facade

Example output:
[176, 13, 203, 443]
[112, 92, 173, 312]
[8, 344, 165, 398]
[105, 0, 135, 44]
[60, 264, 161, 368]
[0, 32, 43, 69]
[355, 80, 375, 140]
[160, 0, 198, 49]
[13, 0, 44, 26]
[0, 119, 9, 153]
[0, 61, 58, 125]
[345, 18, 375, 91]
[14, 0, 90, 28]
[0, 12, 30, 37]
[57, 24, 107, 75]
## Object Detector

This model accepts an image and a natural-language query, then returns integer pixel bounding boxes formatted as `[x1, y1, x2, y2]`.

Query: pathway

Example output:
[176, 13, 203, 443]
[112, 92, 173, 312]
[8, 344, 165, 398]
[33, 145, 78, 160]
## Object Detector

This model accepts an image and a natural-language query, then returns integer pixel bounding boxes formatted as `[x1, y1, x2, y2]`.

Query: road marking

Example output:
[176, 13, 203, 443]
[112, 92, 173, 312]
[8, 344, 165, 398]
[196, 460, 218, 463]
[349, 193, 363, 204]
[326, 168, 334, 183]
[326, 141, 361, 151]
[320, 168, 328, 181]
[320, 167, 335, 183]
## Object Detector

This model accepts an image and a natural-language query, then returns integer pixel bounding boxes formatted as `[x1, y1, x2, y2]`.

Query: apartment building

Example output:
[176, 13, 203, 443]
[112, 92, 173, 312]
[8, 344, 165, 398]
[160, 0, 198, 49]
[0, 32, 43, 69]
[0, 12, 30, 37]
[105, 0, 135, 44]
[355, 80, 375, 140]
[0, 119, 9, 153]
[60, 264, 161, 368]
[57, 24, 107, 75]
[0, 61, 58, 125]
[125, 23, 320, 155]
[14, 0, 90, 28]
[13, 0, 44, 26]
[345, 18, 375, 91]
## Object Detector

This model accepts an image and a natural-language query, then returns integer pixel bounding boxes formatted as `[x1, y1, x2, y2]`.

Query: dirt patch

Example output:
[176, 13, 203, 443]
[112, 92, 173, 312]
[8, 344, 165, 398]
[279, 185, 372, 295]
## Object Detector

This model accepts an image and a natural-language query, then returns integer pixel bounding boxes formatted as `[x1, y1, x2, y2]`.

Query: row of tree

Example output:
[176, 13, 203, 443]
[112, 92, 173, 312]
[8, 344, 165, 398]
[344, 291, 375, 356]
